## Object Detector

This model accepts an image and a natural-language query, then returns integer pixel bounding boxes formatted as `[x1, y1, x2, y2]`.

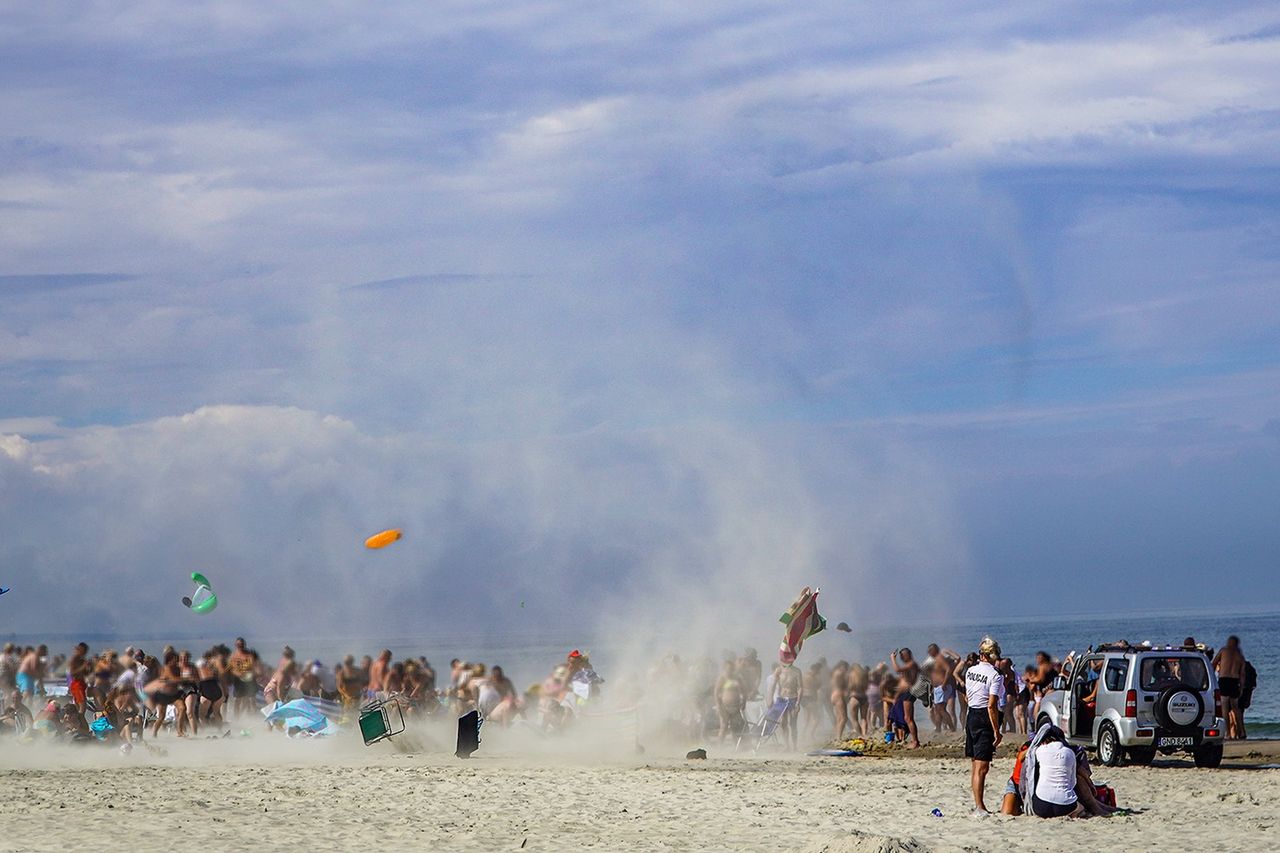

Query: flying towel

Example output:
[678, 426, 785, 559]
[778, 586, 826, 663]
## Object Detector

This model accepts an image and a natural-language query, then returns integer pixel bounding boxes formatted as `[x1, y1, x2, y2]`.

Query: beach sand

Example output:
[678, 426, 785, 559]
[1, 734, 1277, 852]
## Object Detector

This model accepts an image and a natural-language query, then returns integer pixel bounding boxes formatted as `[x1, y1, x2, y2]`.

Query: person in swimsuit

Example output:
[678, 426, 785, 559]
[143, 653, 183, 737]
[846, 663, 870, 738]
[715, 660, 746, 741]
[1213, 636, 1246, 739]
[66, 642, 90, 717]
[828, 662, 849, 741]
[771, 655, 803, 750]
[368, 650, 393, 699]
[16, 645, 45, 703]
[887, 676, 912, 743]
[890, 648, 922, 748]
[228, 638, 257, 719]
[264, 647, 298, 706]
[866, 665, 883, 731]
[197, 651, 225, 724]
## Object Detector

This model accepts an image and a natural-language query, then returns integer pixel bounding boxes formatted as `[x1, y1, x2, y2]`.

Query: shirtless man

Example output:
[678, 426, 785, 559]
[264, 647, 298, 705]
[1026, 651, 1056, 720]
[1213, 636, 1246, 739]
[771, 655, 804, 750]
[227, 638, 257, 718]
[17, 645, 45, 703]
[890, 648, 922, 748]
[67, 643, 91, 716]
[368, 650, 393, 699]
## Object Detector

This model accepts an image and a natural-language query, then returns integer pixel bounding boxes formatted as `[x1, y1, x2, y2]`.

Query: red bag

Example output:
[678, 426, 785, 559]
[1094, 785, 1116, 808]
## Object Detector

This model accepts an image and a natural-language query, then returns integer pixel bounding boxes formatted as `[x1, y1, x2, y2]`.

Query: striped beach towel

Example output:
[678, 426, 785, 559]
[778, 586, 826, 663]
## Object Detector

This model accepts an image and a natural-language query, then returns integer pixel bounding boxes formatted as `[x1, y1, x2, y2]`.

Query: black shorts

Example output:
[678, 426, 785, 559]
[965, 708, 995, 761]
[1219, 677, 1240, 699]
[233, 678, 255, 698]
[199, 679, 223, 702]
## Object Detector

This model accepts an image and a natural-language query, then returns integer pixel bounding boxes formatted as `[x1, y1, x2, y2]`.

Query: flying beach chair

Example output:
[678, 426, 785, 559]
[737, 697, 796, 753]
[358, 695, 407, 746]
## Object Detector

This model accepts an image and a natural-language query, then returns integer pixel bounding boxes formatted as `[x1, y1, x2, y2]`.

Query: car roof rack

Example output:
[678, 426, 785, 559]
[1091, 640, 1212, 655]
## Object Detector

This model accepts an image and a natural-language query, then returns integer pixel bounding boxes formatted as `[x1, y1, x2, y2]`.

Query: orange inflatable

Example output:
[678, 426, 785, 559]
[364, 528, 402, 549]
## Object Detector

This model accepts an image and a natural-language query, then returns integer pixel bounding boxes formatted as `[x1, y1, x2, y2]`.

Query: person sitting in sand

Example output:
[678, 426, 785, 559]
[0, 689, 33, 736]
[1026, 727, 1084, 818]
[715, 660, 747, 741]
[1001, 734, 1115, 817]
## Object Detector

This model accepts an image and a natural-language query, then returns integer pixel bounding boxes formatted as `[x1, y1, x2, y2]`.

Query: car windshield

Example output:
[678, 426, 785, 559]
[1139, 656, 1208, 691]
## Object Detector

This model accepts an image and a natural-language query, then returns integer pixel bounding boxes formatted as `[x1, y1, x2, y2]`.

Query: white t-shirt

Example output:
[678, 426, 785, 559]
[1034, 741, 1079, 806]
[965, 661, 1004, 709]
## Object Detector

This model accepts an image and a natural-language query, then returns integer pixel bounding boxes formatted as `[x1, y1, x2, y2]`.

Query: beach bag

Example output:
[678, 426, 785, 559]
[1094, 785, 1116, 808]
[910, 675, 933, 708]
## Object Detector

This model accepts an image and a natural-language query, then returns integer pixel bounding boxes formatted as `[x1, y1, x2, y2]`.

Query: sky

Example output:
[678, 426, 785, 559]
[1, 2, 1279, 642]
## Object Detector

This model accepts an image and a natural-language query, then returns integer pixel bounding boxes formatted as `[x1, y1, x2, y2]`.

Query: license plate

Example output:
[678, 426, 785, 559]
[1156, 736, 1194, 748]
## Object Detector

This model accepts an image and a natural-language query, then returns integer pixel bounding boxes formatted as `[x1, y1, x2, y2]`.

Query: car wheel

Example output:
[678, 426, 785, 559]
[1128, 747, 1155, 766]
[1097, 724, 1123, 767]
[1194, 743, 1223, 768]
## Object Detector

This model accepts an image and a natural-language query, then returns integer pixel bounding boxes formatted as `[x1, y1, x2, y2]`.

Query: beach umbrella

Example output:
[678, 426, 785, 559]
[182, 572, 218, 614]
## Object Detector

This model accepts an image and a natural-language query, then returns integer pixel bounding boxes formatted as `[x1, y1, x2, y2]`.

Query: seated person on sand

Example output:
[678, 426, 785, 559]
[106, 685, 142, 742]
[0, 689, 34, 735]
[1001, 727, 1116, 819]
[715, 661, 747, 741]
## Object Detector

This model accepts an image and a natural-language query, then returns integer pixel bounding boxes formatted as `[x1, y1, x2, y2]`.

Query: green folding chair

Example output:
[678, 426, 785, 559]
[358, 696, 406, 746]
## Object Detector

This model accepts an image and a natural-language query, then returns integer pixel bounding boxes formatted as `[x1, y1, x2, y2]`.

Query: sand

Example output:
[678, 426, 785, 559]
[1, 731, 1277, 852]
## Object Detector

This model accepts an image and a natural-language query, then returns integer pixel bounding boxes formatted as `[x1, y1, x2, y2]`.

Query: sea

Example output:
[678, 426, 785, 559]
[9, 609, 1277, 738]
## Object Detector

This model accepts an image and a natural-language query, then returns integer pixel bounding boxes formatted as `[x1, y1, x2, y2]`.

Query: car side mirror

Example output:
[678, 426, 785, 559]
[1051, 676, 1068, 691]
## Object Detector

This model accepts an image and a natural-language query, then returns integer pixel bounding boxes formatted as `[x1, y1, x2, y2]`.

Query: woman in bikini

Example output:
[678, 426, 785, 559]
[828, 661, 850, 741]
[866, 664, 884, 731]
[143, 653, 184, 737]
[197, 650, 225, 725]
[847, 663, 870, 738]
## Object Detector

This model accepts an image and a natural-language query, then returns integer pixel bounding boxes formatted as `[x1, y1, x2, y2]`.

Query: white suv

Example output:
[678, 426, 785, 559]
[1037, 643, 1225, 768]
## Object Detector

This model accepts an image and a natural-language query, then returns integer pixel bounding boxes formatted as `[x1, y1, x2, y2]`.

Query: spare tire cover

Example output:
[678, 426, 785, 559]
[1157, 688, 1204, 731]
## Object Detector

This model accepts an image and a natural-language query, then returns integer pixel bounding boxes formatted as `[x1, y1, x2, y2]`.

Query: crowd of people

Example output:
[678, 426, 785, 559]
[0, 630, 1260, 824]
[0, 639, 609, 745]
